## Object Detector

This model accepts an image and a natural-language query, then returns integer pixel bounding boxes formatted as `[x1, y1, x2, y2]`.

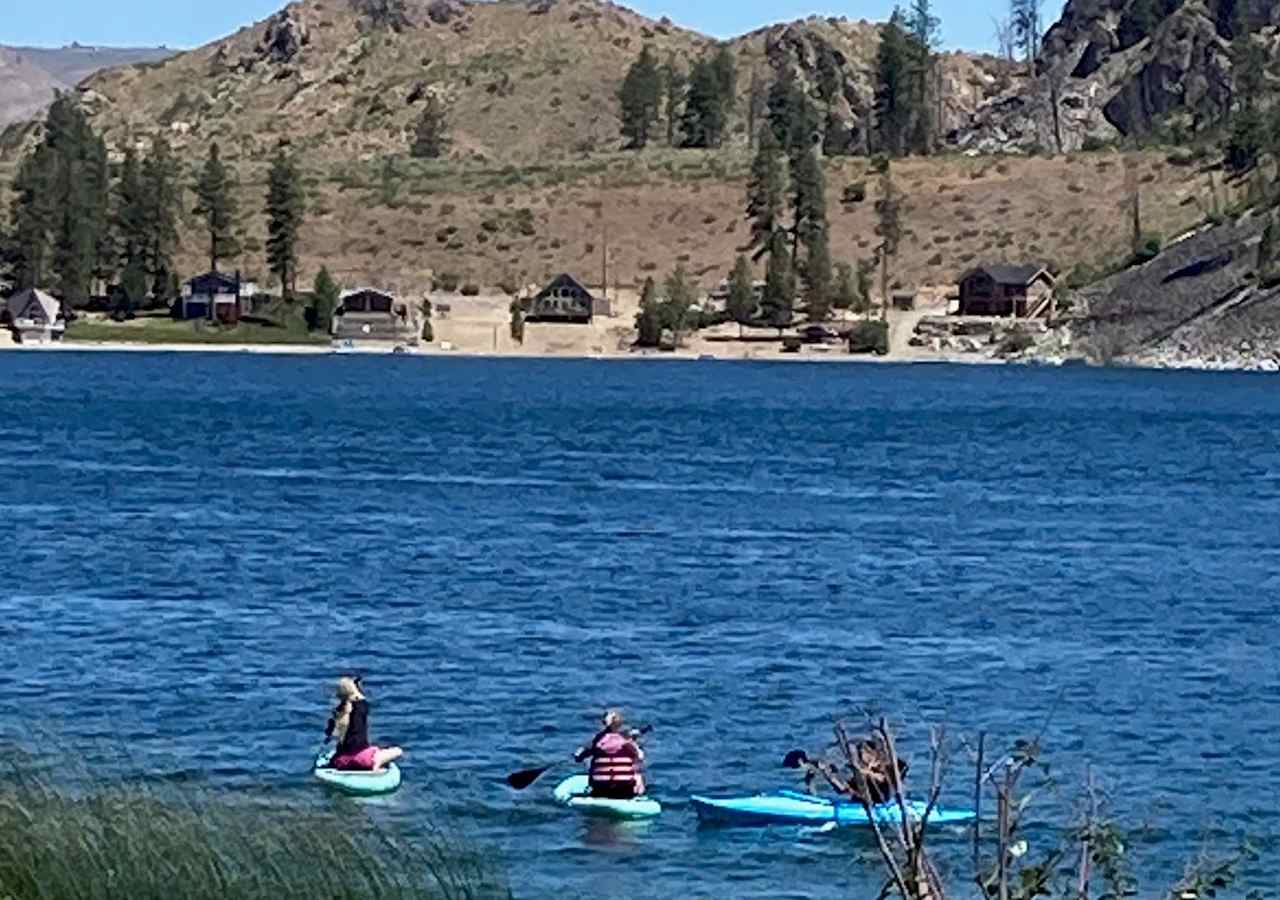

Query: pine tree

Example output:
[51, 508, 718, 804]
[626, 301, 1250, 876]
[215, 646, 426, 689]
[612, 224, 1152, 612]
[265, 145, 306, 299]
[681, 48, 734, 149]
[711, 45, 737, 120]
[726, 254, 756, 335]
[745, 126, 787, 257]
[311, 266, 340, 332]
[833, 262, 857, 311]
[635, 276, 662, 347]
[1010, 0, 1044, 76]
[767, 68, 819, 164]
[875, 164, 903, 321]
[906, 0, 941, 154]
[874, 10, 915, 157]
[114, 147, 148, 306]
[410, 95, 450, 159]
[86, 134, 114, 291]
[761, 229, 795, 331]
[193, 142, 241, 273]
[792, 146, 827, 248]
[142, 136, 181, 304]
[746, 68, 766, 150]
[662, 54, 686, 148]
[9, 145, 54, 290]
[618, 45, 662, 150]
[120, 256, 148, 315]
[661, 263, 696, 345]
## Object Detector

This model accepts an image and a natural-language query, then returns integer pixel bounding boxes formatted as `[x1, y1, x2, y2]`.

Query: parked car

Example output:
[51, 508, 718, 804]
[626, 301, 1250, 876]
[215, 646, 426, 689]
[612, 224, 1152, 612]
[798, 324, 841, 344]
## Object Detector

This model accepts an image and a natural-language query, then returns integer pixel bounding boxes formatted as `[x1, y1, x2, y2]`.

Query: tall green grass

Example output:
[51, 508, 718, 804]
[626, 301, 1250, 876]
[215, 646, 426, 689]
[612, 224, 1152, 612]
[0, 757, 508, 900]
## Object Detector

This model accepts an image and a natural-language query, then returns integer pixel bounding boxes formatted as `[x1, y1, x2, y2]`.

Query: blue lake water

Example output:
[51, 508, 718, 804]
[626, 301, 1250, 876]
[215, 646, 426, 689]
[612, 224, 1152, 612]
[1, 353, 1278, 898]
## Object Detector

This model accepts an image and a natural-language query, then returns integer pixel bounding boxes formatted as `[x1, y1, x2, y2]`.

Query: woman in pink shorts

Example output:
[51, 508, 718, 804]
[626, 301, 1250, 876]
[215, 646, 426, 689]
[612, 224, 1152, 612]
[323, 676, 404, 771]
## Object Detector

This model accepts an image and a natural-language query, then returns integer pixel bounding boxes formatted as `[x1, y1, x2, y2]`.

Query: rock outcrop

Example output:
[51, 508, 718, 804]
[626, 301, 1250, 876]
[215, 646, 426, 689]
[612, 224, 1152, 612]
[952, 0, 1280, 153]
[1068, 212, 1280, 369]
[261, 9, 311, 63]
[756, 19, 1009, 156]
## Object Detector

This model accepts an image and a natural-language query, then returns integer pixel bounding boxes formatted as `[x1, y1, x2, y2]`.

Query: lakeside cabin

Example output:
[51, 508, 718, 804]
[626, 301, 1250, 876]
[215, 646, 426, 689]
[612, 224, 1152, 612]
[525, 274, 596, 324]
[957, 265, 1056, 318]
[332, 288, 419, 344]
[180, 271, 245, 324]
[3, 288, 65, 344]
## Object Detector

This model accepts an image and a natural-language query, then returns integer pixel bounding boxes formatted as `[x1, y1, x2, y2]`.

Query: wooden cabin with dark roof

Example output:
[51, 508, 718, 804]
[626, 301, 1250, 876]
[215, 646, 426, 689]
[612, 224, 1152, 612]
[957, 265, 1056, 318]
[526, 274, 595, 324]
[181, 271, 244, 323]
[3, 288, 65, 344]
[332, 288, 419, 344]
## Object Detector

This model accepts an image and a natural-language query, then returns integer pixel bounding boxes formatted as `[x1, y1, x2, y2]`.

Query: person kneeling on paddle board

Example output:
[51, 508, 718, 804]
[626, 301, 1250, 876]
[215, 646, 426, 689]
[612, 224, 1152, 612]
[574, 709, 646, 799]
[791, 738, 907, 806]
[323, 676, 404, 772]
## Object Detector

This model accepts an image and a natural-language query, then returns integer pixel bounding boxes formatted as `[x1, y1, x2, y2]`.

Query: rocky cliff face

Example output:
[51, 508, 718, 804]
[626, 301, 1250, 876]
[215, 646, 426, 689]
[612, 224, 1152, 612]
[735, 18, 1010, 156]
[1069, 211, 1280, 369]
[952, 0, 1280, 153]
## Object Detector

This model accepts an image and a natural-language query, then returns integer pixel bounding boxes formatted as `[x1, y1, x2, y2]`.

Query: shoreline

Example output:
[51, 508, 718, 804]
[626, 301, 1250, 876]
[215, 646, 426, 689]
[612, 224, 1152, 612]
[4, 340, 1279, 373]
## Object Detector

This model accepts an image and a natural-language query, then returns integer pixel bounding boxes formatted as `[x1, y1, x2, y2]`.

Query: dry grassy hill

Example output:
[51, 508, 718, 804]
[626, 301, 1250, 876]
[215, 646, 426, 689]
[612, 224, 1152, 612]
[0, 0, 1224, 302]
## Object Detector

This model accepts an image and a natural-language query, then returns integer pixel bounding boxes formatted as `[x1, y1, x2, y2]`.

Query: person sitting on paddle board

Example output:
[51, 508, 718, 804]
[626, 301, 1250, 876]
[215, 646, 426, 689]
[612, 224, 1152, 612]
[793, 738, 907, 806]
[574, 709, 646, 799]
[323, 676, 404, 772]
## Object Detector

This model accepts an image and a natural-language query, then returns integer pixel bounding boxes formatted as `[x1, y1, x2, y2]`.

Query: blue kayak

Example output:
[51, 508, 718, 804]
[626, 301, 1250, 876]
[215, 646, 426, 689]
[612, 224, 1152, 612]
[691, 790, 976, 828]
[313, 749, 402, 796]
[554, 775, 662, 820]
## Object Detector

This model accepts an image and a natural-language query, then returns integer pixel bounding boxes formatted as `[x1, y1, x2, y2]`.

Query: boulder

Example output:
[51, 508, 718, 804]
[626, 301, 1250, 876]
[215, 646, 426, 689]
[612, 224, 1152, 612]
[261, 10, 310, 64]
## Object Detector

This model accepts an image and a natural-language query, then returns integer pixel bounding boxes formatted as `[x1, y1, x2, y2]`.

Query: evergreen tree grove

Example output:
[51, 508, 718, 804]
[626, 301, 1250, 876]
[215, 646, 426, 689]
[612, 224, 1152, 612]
[792, 148, 832, 319]
[618, 45, 662, 150]
[680, 47, 735, 149]
[265, 145, 306, 300]
[874, 10, 917, 157]
[193, 142, 241, 273]
[8, 97, 113, 304]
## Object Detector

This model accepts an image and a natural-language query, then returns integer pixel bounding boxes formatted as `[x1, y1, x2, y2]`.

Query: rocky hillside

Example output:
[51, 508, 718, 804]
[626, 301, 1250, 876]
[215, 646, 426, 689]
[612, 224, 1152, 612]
[953, 0, 1280, 153]
[58, 0, 1012, 167]
[0, 44, 173, 127]
[1071, 209, 1280, 369]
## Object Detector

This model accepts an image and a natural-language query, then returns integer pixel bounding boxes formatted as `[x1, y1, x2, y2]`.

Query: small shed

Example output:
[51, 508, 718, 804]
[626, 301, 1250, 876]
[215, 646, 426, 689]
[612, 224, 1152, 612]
[957, 265, 1056, 318]
[181, 271, 243, 323]
[526, 274, 594, 324]
[3, 288, 65, 344]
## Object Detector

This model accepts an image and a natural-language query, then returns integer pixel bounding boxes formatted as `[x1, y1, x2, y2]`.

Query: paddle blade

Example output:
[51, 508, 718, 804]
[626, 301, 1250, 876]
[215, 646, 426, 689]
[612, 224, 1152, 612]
[782, 750, 810, 769]
[506, 764, 553, 791]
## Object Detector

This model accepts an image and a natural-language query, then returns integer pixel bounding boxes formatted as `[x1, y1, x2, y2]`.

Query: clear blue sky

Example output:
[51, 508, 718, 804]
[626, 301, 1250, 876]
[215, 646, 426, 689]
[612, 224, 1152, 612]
[7, 0, 1068, 52]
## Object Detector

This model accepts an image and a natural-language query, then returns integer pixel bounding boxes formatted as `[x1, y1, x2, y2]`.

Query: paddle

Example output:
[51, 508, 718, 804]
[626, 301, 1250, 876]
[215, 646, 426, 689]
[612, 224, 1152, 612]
[506, 724, 654, 791]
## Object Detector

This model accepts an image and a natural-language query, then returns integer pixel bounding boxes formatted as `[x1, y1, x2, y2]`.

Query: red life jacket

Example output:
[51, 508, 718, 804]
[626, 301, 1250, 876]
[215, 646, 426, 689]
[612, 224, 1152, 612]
[587, 732, 638, 789]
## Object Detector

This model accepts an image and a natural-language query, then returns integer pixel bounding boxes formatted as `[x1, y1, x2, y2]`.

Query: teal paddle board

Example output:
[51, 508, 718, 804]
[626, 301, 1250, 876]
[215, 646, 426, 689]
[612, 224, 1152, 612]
[691, 790, 975, 828]
[313, 749, 402, 796]
[553, 775, 662, 820]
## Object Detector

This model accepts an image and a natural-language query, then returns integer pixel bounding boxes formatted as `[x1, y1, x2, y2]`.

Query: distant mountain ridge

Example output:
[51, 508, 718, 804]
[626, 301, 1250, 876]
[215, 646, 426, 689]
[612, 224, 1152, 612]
[0, 43, 174, 127]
